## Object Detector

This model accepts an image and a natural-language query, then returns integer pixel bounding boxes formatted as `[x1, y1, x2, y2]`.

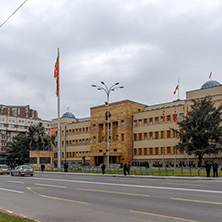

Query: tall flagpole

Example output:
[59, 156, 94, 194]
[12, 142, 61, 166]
[57, 48, 61, 169]
[178, 78, 180, 100]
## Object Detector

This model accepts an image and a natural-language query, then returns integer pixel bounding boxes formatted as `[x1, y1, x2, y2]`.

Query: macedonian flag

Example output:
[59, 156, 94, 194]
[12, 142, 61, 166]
[54, 55, 59, 96]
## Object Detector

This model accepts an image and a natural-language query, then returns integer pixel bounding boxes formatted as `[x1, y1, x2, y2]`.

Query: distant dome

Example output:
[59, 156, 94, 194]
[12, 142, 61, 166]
[62, 112, 75, 119]
[201, 80, 220, 89]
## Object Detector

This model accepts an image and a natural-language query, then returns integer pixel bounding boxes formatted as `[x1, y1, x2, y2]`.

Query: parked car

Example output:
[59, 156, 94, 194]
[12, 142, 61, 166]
[0, 164, 10, 175]
[11, 165, 34, 176]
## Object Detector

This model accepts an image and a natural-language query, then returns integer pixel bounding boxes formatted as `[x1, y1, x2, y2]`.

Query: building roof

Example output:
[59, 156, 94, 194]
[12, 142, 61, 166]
[201, 80, 220, 89]
[61, 112, 76, 119]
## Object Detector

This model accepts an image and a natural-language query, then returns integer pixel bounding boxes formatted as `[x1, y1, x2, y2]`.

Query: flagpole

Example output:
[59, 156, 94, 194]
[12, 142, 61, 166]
[178, 79, 180, 100]
[57, 48, 61, 169]
[174, 120, 177, 168]
[162, 108, 165, 168]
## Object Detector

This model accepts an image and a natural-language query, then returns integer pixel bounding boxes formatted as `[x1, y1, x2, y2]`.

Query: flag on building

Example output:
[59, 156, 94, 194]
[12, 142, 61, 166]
[162, 108, 165, 122]
[52, 128, 56, 134]
[186, 104, 189, 116]
[54, 55, 59, 96]
[48, 129, 50, 135]
[174, 108, 177, 122]
[173, 84, 179, 94]
[209, 72, 212, 79]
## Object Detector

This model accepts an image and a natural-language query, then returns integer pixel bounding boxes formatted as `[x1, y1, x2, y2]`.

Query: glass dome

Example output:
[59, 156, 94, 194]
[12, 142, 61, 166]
[62, 112, 75, 119]
[201, 80, 220, 89]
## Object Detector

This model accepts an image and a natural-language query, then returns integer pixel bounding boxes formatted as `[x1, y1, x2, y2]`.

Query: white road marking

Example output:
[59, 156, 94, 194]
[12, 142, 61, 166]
[8, 180, 25, 184]
[34, 183, 66, 189]
[0, 187, 24, 194]
[162, 182, 206, 187]
[28, 177, 222, 194]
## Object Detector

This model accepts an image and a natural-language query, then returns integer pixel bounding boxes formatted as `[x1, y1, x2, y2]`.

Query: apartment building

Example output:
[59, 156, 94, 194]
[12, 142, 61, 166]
[0, 105, 51, 163]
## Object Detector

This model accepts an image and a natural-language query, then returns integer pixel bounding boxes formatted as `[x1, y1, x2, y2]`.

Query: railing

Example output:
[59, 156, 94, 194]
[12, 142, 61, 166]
[53, 166, 222, 177]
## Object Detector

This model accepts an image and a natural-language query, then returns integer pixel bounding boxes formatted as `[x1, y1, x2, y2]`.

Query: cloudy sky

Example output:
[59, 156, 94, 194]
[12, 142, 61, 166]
[0, 0, 221, 120]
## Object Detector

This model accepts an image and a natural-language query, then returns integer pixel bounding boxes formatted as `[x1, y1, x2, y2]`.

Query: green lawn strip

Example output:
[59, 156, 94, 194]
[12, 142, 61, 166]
[0, 210, 35, 222]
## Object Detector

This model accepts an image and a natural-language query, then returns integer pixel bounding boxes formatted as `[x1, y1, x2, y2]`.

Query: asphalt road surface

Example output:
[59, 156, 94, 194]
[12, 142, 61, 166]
[0, 172, 222, 222]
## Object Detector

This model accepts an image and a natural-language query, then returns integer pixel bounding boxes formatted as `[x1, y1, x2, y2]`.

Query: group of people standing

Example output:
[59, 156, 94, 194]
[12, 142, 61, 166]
[205, 161, 219, 177]
[101, 162, 131, 175]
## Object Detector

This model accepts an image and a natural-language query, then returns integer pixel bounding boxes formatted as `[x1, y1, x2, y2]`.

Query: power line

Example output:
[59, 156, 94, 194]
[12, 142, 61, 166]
[0, 0, 28, 28]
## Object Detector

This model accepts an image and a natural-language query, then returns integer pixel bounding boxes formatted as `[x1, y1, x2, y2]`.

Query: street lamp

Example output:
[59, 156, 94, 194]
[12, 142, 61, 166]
[92, 81, 124, 170]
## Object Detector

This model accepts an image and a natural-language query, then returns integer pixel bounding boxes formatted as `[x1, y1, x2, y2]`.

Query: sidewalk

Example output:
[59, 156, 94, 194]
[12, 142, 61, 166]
[35, 171, 222, 180]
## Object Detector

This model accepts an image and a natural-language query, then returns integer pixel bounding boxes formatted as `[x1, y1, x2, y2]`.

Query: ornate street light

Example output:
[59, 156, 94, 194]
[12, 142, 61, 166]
[92, 82, 124, 170]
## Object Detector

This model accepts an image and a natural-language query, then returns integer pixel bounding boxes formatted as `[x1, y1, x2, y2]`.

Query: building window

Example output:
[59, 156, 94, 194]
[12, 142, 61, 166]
[139, 148, 142, 155]
[144, 119, 147, 126]
[134, 149, 137, 155]
[133, 120, 137, 127]
[149, 118, 153, 125]
[161, 131, 164, 139]
[93, 137, 96, 144]
[116, 135, 118, 141]
[134, 134, 137, 141]
[139, 133, 142, 140]
[167, 115, 171, 123]
[144, 133, 147, 140]
[121, 120, 124, 127]
[167, 147, 171, 154]
[167, 130, 171, 138]
[149, 148, 153, 155]
[139, 120, 142, 126]
[149, 132, 153, 140]
[180, 113, 184, 121]
[155, 117, 159, 124]
[155, 147, 159, 155]
[144, 148, 147, 155]
[155, 131, 159, 139]
[93, 124, 96, 131]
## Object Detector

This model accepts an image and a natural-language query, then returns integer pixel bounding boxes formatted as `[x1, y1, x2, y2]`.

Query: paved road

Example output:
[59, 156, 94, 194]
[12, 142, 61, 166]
[0, 172, 222, 222]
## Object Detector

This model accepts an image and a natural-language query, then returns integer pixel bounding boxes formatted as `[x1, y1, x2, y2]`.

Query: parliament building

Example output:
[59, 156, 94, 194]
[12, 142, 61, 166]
[51, 79, 222, 167]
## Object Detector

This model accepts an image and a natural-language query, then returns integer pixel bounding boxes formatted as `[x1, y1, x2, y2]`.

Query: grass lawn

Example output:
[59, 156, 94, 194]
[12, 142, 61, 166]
[0, 210, 35, 222]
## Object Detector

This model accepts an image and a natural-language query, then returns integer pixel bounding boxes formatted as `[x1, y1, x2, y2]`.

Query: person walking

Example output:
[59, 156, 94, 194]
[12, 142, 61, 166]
[205, 162, 211, 177]
[101, 163, 106, 175]
[41, 164, 45, 172]
[127, 162, 131, 175]
[123, 163, 127, 176]
[213, 161, 218, 177]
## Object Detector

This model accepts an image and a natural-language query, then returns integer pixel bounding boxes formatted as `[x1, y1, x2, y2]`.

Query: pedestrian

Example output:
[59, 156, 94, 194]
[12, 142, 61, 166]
[127, 162, 131, 175]
[123, 163, 127, 176]
[101, 163, 106, 175]
[41, 164, 45, 172]
[10, 163, 14, 170]
[205, 162, 211, 177]
[213, 161, 218, 177]
[64, 163, 68, 172]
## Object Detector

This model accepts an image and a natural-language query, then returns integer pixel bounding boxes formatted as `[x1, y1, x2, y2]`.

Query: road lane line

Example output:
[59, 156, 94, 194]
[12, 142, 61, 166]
[130, 210, 199, 222]
[73, 188, 150, 197]
[8, 180, 25, 184]
[27, 177, 222, 194]
[0, 187, 24, 194]
[162, 182, 206, 187]
[27, 187, 88, 205]
[34, 183, 66, 189]
[172, 198, 222, 205]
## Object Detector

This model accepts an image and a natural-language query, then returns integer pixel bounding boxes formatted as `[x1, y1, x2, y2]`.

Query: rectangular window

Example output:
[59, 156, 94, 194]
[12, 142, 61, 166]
[155, 147, 159, 155]
[167, 130, 171, 138]
[134, 149, 137, 155]
[134, 134, 137, 141]
[149, 132, 153, 140]
[144, 119, 147, 126]
[155, 131, 159, 139]
[139, 120, 142, 126]
[149, 148, 153, 155]
[155, 117, 159, 124]
[167, 115, 171, 123]
[133, 120, 137, 127]
[144, 148, 147, 155]
[93, 137, 96, 144]
[167, 147, 171, 154]
[121, 134, 124, 141]
[161, 131, 164, 139]
[144, 133, 147, 140]
[139, 133, 142, 140]
[121, 120, 124, 127]
[93, 124, 96, 131]
[149, 118, 153, 125]
[139, 148, 142, 155]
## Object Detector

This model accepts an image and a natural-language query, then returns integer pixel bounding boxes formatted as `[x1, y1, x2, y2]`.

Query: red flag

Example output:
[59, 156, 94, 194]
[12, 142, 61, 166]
[174, 108, 177, 122]
[162, 108, 165, 122]
[52, 128, 56, 134]
[48, 129, 51, 135]
[209, 72, 212, 79]
[54, 56, 59, 96]
[173, 84, 179, 94]
[186, 104, 189, 116]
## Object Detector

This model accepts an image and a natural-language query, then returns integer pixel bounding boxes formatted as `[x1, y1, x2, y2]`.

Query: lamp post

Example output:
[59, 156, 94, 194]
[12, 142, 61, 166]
[92, 82, 124, 170]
